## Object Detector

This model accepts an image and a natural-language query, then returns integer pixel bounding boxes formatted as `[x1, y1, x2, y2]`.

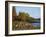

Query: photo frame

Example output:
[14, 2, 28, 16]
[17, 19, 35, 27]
[5, 1, 45, 36]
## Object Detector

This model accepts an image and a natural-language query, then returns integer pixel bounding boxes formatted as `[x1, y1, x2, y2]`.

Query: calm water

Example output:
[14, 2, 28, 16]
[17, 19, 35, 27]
[32, 23, 40, 27]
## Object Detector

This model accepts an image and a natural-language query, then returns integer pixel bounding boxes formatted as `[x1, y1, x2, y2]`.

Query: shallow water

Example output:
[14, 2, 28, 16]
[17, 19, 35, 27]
[32, 23, 40, 27]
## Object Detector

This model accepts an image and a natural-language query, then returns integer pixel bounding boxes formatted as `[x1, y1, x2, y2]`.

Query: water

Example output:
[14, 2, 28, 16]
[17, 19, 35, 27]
[32, 23, 40, 27]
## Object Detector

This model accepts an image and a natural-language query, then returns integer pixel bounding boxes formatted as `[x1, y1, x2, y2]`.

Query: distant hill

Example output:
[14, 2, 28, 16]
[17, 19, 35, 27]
[26, 17, 40, 23]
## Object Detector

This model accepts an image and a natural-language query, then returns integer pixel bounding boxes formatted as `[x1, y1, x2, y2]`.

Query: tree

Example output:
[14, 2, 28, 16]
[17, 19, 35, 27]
[12, 7, 17, 21]
[18, 12, 29, 21]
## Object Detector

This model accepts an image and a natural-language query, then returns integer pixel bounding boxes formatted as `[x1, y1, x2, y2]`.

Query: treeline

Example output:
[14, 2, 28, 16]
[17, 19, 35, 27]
[13, 12, 40, 23]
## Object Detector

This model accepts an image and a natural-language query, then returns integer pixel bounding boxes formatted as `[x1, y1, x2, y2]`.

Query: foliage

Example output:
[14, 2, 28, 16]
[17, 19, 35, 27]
[13, 11, 40, 23]
[18, 12, 29, 21]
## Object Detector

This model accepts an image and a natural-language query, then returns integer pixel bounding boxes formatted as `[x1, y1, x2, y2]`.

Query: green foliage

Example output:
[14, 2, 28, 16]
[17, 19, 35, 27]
[26, 17, 40, 23]
[18, 12, 29, 21]
[32, 26, 40, 29]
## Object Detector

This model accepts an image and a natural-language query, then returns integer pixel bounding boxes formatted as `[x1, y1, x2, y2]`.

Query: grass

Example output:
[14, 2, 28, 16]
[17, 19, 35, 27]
[32, 26, 40, 29]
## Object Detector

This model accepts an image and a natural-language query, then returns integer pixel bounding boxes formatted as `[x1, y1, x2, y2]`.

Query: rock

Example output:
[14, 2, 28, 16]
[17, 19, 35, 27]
[12, 21, 33, 30]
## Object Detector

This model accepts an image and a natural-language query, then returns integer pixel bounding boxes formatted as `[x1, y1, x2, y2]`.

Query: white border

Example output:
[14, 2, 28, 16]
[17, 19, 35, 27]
[8, 2, 43, 34]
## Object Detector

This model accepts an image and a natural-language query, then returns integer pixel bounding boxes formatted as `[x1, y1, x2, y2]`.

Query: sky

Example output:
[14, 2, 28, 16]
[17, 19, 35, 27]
[15, 6, 41, 18]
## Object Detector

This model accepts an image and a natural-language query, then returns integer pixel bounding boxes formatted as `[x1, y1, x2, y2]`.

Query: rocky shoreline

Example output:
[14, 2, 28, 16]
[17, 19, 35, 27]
[12, 21, 34, 30]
